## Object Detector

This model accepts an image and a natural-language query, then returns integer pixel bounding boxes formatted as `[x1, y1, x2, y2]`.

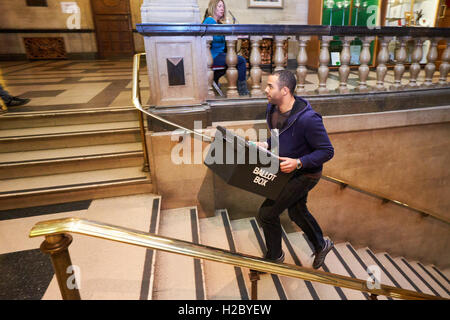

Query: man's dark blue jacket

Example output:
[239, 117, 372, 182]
[266, 96, 334, 174]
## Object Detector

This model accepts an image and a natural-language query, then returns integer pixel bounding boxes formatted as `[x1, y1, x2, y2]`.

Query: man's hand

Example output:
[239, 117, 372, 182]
[279, 157, 298, 173]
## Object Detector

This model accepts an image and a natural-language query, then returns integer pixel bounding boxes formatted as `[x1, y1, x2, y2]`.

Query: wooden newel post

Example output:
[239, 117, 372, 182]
[40, 234, 81, 300]
[249, 270, 260, 300]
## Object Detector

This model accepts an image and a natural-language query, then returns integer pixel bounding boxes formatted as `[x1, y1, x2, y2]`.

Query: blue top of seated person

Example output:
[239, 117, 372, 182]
[203, 17, 225, 60]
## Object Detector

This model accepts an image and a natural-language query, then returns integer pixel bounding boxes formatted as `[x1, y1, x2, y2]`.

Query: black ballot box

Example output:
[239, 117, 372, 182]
[204, 126, 294, 200]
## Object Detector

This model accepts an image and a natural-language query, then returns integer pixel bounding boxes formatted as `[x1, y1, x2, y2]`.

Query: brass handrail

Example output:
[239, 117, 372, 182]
[322, 175, 450, 225]
[29, 217, 446, 300]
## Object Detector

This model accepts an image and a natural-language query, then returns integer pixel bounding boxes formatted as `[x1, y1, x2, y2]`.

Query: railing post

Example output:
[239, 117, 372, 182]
[250, 36, 264, 97]
[357, 36, 375, 93]
[249, 270, 260, 300]
[225, 36, 239, 98]
[40, 234, 81, 300]
[317, 36, 333, 94]
[274, 36, 288, 72]
[423, 37, 440, 87]
[390, 36, 410, 91]
[375, 36, 392, 91]
[296, 36, 310, 96]
[406, 38, 425, 88]
[206, 36, 216, 99]
[439, 38, 450, 87]
[338, 36, 355, 94]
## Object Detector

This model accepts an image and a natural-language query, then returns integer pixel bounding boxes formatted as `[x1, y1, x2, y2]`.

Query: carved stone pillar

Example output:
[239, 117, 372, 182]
[205, 36, 215, 99]
[406, 38, 425, 88]
[338, 36, 355, 94]
[317, 36, 333, 95]
[296, 36, 310, 96]
[390, 37, 410, 91]
[250, 36, 264, 97]
[274, 36, 288, 72]
[423, 38, 441, 87]
[438, 39, 450, 87]
[357, 36, 375, 93]
[140, 0, 208, 107]
[375, 37, 393, 91]
[225, 36, 239, 98]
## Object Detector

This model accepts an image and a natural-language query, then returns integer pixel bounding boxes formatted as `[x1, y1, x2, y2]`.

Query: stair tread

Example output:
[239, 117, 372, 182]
[333, 243, 389, 300]
[407, 260, 450, 298]
[0, 142, 143, 164]
[34, 194, 160, 300]
[286, 232, 346, 300]
[0, 166, 149, 195]
[199, 211, 247, 300]
[0, 121, 140, 139]
[230, 218, 287, 300]
[153, 207, 202, 300]
[373, 252, 421, 292]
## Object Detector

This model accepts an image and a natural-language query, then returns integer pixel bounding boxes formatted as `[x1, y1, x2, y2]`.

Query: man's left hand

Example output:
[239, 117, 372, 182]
[279, 157, 297, 173]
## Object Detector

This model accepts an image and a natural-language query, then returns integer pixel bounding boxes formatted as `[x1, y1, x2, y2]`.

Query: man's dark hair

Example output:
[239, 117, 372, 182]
[273, 70, 296, 95]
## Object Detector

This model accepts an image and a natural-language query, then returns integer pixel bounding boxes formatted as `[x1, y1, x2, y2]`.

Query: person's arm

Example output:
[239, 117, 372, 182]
[299, 113, 334, 169]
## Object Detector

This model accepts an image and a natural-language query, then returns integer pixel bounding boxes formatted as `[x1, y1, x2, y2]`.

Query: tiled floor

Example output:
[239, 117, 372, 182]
[1, 59, 448, 114]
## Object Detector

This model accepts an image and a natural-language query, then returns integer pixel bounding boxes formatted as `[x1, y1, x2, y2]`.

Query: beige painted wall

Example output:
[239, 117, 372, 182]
[147, 106, 450, 268]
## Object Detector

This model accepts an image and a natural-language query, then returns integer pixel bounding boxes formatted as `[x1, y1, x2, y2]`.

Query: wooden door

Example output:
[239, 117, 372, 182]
[91, 0, 134, 58]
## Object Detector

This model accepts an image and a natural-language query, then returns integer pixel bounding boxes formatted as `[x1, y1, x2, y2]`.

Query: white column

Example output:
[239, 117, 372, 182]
[375, 36, 393, 91]
[140, 0, 208, 107]
[296, 36, 310, 96]
[338, 36, 355, 94]
[438, 39, 450, 87]
[317, 36, 333, 95]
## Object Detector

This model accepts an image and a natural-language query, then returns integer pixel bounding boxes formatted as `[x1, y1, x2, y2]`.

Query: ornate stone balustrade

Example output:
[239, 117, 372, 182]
[137, 24, 450, 98]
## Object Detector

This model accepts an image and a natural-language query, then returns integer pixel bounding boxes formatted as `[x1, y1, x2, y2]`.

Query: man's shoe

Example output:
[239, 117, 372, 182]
[7, 97, 30, 107]
[312, 239, 334, 270]
[251, 251, 285, 275]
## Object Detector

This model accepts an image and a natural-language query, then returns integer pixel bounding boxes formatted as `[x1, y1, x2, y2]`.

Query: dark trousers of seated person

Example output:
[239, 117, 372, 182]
[213, 52, 247, 81]
[257, 173, 326, 260]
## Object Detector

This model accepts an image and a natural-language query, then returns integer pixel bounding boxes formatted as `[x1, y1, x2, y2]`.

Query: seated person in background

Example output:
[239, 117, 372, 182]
[203, 0, 249, 96]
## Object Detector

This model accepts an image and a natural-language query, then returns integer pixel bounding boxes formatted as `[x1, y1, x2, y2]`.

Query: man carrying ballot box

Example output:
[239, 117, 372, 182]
[255, 70, 334, 270]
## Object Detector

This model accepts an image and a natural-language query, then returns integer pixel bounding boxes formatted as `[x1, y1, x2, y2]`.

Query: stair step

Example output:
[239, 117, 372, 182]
[153, 207, 206, 300]
[199, 209, 249, 300]
[373, 252, 421, 293]
[409, 261, 450, 298]
[333, 243, 389, 300]
[0, 107, 139, 129]
[35, 194, 161, 300]
[279, 229, 317, 300]
[0, 166, 152, 210]
[0, 127, 141, 153]
[230, 217, 288, 300]
[392, 257, 442, 297]
[287, 232, 349, 300]
[0, 142, 144, 179]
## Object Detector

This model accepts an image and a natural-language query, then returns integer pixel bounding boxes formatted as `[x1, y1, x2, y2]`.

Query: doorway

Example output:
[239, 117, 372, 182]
[91, 0, 135, 58]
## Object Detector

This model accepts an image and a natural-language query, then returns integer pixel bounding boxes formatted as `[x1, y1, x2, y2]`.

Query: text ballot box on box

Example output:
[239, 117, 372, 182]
[204, 126, 294, 200]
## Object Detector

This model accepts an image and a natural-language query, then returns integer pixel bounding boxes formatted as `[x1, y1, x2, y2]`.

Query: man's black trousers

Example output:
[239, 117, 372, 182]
[257, 173, 325, 260]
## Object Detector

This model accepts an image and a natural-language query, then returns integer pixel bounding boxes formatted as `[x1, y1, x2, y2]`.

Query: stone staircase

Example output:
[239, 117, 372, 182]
[0, 107, 153, 210]
[24, 194, 449, 300]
